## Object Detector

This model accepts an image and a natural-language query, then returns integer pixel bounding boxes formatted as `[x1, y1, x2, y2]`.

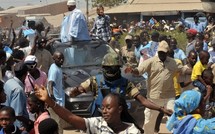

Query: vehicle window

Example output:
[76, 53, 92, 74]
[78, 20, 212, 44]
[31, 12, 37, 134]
[63, 43, 115, 67]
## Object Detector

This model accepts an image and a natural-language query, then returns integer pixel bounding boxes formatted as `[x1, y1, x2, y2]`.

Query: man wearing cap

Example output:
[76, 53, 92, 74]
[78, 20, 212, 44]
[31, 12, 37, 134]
[60, 0, 90, 43]
[120, 34, 137, 66]
[185, 28, 197, 56]
[125, 41, 191, 134]
[24, 55, 47, 97]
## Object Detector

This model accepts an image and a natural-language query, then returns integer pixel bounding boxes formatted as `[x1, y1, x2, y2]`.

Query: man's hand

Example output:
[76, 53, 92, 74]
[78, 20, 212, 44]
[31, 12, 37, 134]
[124, 66, 133, 74]
[161, 107, 173, 116]
[69, 86, 86, 97]
[34, 84, 50, 102]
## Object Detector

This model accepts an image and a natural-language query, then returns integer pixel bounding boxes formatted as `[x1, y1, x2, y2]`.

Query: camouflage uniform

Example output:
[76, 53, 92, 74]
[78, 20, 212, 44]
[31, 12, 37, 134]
[79, 53, 140, 116]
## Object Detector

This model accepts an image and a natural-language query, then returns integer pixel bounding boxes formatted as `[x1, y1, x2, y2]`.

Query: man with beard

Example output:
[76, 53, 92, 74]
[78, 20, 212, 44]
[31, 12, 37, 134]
[90, 4, 111, 42]
[60, 0, 90, 43]
[69, 53, 172, 117]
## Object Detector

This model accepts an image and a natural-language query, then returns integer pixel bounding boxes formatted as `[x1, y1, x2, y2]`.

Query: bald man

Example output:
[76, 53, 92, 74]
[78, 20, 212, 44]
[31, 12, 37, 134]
[47, 51, 66, 134]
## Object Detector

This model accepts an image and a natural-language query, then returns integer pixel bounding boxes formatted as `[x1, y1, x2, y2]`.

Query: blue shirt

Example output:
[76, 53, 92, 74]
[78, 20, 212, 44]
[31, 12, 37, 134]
[134, 44, 144, 62]
[3, 77, 28, 128]
[174, 48, 186, 61]
[203, 41, 208, 51]
[147, 41, 159, 57]
[209, 50, 215, 63]
[60, 8, 91, 43]
[48, 63, 65, 106]
[180, 18, 207, 33]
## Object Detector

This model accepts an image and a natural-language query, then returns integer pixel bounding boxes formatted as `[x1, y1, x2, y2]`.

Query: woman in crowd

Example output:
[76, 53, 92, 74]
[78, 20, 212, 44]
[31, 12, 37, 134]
[34, 85, 144, 133]
[166, 90, 215, 134]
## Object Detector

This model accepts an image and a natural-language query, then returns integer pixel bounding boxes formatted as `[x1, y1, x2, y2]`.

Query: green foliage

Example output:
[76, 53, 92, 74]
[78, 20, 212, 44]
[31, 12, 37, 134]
[159, 30, 187, 51]
[119, 30, 187, 51]
[92, 0, 124, 7]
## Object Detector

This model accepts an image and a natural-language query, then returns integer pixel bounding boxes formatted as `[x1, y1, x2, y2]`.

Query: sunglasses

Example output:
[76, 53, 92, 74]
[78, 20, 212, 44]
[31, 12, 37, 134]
[26, 63, 37, 69]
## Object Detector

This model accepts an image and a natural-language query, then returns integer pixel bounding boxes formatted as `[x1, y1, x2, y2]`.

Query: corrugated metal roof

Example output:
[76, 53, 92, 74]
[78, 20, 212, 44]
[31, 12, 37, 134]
[106, 0, 203, 14]
[0, 5, 41, 14]
[132, 0, 201, 4]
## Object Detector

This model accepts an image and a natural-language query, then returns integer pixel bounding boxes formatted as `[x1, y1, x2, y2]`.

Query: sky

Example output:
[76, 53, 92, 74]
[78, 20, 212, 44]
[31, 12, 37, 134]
[0, 0, 88, 9]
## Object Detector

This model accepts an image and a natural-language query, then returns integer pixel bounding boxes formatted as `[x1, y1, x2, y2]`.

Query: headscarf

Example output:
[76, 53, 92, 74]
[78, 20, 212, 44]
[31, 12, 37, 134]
[166, 90, 202, 133]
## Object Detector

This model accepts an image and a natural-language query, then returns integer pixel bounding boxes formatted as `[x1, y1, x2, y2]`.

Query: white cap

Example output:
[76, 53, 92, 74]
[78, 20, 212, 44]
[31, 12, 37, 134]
[24, 55, 38, 64]
[67, 0, 76, 6]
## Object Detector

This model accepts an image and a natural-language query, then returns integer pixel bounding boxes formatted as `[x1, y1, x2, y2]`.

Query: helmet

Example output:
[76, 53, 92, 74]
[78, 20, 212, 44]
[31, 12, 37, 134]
[102, 53, 122, 66]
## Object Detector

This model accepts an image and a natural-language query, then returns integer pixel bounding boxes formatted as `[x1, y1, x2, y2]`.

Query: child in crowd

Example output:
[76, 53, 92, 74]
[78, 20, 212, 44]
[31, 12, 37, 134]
[179, 50, 197, 92]
[199, 69, 215, 118]
[38, 118, 58, 134]
[0, 106, 21, 134]
[27, 93, 50, 134]
[191, 50, 211, 94]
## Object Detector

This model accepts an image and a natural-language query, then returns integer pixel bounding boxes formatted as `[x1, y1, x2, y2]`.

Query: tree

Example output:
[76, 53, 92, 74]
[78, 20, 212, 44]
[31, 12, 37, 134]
[92, 0, 124, 7]
[0, 6, 4, 11]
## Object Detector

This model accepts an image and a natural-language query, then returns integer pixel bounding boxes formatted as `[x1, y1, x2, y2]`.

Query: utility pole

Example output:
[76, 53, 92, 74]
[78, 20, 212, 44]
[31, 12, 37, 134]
[86, 0, 89, 23]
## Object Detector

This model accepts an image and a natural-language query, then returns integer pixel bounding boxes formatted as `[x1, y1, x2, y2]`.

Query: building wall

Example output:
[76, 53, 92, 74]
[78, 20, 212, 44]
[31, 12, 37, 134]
[0, 14, 24, 29]
[18, 2, 68, 16]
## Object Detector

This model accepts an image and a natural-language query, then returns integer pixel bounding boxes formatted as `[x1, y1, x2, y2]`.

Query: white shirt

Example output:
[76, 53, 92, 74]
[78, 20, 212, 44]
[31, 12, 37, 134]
[84, 117, 141, 134]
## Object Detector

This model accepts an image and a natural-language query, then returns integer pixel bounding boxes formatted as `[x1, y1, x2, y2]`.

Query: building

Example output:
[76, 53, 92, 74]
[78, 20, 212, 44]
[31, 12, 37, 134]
[105, 0, 205, 24]
[0, 1, 68, 29]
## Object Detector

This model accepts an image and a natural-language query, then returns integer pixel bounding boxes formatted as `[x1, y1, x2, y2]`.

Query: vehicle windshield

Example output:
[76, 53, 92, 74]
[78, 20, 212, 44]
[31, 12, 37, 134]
[60, 42, 116, 67]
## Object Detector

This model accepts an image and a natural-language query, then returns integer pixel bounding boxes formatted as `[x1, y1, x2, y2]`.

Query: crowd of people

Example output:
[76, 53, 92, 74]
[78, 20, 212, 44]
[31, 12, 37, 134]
[0, 0, 215, 134]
